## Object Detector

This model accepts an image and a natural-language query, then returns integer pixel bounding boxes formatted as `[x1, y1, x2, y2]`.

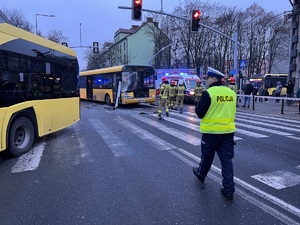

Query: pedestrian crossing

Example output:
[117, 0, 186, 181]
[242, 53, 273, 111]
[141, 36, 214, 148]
[5, 109, 300, 181]
[4, 107, 300, 223]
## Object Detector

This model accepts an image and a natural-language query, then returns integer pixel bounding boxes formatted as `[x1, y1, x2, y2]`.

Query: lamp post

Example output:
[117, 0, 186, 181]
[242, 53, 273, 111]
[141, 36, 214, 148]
[148, 42, 173, 65]
[35, 14, 56, 35]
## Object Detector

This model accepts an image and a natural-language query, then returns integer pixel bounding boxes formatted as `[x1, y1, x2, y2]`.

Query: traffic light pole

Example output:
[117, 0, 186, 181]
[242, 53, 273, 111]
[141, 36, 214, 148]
[119, 6, 245, 81]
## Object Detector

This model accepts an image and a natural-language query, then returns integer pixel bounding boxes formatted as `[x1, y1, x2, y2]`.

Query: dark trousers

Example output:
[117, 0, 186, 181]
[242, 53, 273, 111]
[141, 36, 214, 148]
[275, 93, 280, 103]
[198, 133, 235, 194]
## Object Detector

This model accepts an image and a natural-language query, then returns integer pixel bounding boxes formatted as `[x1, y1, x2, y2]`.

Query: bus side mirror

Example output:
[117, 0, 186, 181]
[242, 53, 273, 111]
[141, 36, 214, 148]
[154, 74, 157, 80]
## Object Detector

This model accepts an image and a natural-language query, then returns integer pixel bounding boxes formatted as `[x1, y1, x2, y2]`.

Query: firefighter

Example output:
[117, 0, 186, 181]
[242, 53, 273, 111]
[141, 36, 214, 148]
[228, 77, 239, 107]
[158, 76, 170, 120]
[168, 80, 176, 109]
[193, 67, 236, 200]
[175, 79, 185, 114]
[194, 79, 205, 106]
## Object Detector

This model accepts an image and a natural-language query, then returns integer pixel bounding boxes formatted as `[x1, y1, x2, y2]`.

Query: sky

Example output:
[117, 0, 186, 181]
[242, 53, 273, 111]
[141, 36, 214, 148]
[1, 0, 293, 70]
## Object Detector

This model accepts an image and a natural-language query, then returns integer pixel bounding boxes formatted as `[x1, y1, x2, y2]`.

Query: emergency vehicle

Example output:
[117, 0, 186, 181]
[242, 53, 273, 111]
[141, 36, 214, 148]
[155, 69, 202, 103]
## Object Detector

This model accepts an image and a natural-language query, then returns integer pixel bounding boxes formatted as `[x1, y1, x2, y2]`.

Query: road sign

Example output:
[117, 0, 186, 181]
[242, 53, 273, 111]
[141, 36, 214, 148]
[240, 59, 246, 69]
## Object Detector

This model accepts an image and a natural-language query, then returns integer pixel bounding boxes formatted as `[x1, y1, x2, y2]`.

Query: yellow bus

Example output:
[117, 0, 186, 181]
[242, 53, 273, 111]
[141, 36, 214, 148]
[250, 73, 288, 96]
[0, 23, 80, 156]
[80, 65, 157, 105]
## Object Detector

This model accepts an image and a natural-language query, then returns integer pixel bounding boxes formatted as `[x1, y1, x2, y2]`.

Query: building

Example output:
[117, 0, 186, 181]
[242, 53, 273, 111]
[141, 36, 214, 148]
[101, 17, 171, 68]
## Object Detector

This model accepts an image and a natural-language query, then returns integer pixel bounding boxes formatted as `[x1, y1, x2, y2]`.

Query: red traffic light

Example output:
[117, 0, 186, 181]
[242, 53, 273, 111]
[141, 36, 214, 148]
[134, 0, 142, 5]
[193, 10, 201, 19]
[132, 0, 142, 21]
[191, 10, 201, 32]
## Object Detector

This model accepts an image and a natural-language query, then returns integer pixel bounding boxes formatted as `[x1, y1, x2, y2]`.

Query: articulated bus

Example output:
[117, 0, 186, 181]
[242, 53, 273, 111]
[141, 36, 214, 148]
[0, 23, 80, 156]
[79, 65, 157, 105]
[249, 73, 288, 96]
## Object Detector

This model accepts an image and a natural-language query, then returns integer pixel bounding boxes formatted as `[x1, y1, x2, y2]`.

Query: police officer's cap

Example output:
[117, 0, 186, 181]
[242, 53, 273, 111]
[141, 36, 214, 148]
[207, 67, 224, 79]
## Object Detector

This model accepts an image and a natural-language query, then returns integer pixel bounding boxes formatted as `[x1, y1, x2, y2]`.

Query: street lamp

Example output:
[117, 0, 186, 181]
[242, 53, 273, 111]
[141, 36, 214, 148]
[148, 42, 173, 65]
[35, 14, 56, 35]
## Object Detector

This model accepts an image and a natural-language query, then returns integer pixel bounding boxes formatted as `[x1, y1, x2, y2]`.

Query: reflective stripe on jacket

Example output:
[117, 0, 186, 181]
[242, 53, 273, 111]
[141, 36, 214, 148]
[160, 83, 170, 99]
[200, 86, 236, 134]
[176, 85, 185, 96]
[195, 86, 205, 96]
[169, 85, 176, 97]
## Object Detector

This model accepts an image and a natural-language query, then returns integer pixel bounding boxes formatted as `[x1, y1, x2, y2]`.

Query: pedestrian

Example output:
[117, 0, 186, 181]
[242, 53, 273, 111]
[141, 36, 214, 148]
[297, 86, 300, 114]
[286, 80, 294, 105]
[193, 67, 236, 201]
[264, 88, 269, 102]
[168, 80, 176, 109]
[228, 77, 239, 107]
[158, 76, 170, 120]
[194, 79, 205, 106]
[242, 81, 253, 108]
[258, 86, 264, 103]
[275, 81, 282, 103]
[174, 79, 185, 114]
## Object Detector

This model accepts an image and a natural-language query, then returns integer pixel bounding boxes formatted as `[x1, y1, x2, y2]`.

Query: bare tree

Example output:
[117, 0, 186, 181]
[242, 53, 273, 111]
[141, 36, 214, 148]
[47, 29, 69, 43]
[1, 7, 33, 32]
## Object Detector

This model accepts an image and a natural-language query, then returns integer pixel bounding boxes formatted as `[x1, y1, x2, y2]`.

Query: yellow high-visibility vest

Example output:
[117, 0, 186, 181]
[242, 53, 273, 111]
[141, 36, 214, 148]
[200, 86, 236, 134]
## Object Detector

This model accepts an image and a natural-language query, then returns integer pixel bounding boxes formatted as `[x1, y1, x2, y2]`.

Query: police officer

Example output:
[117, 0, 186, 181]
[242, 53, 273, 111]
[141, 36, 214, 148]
[168, 80, 176, 109]
[158, 76, 170, 120]
[193, 67, 236, 201]
[228, 77, 239, 107]
[194, 79, 205, 106]
[174, 79, 185, 114]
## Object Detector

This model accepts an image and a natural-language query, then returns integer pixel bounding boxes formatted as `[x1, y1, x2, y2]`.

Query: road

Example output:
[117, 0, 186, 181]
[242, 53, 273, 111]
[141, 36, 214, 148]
[0, 101, 300, 225]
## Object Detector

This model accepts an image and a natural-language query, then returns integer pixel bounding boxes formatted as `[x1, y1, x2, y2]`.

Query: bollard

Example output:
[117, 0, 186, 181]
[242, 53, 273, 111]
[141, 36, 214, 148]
[281, 98, 284, 114]
[252, 95, 255, 110]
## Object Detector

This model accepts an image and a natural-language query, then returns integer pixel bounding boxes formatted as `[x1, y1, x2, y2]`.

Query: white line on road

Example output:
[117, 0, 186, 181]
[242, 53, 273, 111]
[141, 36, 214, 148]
[135, 115, 201, 145]
[175, 148, 300, 219]
[163, 112, 265, 139]
[89, 119, 134, 157]
[11, 141, 46, 173]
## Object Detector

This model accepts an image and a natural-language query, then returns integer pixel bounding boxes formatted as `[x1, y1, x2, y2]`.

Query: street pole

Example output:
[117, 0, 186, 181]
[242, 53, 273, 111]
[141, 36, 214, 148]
[148, 42, 173, 65]
[35, 14, 56, 35]
[119, 6, 245, 73]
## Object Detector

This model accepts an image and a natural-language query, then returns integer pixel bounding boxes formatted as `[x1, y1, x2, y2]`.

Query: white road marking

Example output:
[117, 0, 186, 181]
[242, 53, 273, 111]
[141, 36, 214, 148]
[236, 122, 292, 136]
[167, 112, 265, 139]
[237, 111, 300, 125]
[251, 171, 300, 190]
[89, 119, 134, 157]
[115, 116, 177, 151]
[135, 115, 201, 145]
[73, 126, 93, 165]
[237, 114, 300, 129]
[237, 117, 300, 133]
[287, 136, 300, 141]
[174, 148, 300, 219]
[11, 141, 46, 173]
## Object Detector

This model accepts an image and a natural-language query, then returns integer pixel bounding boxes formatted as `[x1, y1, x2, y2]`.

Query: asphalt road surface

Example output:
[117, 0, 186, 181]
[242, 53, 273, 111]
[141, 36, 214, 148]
[0, 101, 300, 225]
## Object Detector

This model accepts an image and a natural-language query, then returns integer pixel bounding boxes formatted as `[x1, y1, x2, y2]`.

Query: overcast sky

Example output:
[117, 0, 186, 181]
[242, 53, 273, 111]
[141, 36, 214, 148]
[2, 0, 293, 70]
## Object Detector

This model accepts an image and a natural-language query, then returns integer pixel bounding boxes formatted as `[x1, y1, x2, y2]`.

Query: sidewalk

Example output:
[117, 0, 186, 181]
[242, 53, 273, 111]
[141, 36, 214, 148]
[237, 98, 300, 120]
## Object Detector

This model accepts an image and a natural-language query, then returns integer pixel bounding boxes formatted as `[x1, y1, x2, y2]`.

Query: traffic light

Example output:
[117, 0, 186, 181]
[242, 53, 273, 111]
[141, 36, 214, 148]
[93, 42, 99, 53]
[132, 0, 142, 21]
[191, 10, 201, 32]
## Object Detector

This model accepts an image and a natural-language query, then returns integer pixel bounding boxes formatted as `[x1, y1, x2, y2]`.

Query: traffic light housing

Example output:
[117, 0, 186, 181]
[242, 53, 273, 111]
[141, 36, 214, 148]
[132, 0, 142, 21]
[93, 42, 99, 53]
[191, 10, 201, 32]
